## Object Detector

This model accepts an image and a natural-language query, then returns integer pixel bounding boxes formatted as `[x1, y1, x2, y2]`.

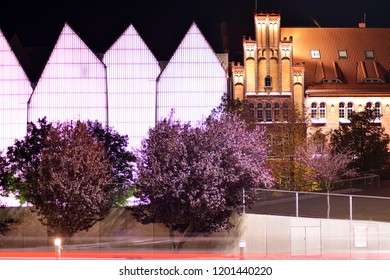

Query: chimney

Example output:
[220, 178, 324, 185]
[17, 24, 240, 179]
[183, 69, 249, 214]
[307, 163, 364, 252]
[359, 12, 367, 28]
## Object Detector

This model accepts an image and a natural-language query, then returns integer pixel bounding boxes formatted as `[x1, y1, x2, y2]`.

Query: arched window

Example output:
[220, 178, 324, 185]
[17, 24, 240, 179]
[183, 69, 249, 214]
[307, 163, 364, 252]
[311, 102, 317, 119]
[339, 102, 345, 119]
[257, 103, 263, 121]
[265, 76, 272, 88]
[266, 102, 272, 122]
[375, 102, 381, 119]
[347, 102, 353, 118]
[319, 102, 326, 119]
[274, 103, 280, 121]
[249, 103, 255, 119]
[366, 102, 372, 110]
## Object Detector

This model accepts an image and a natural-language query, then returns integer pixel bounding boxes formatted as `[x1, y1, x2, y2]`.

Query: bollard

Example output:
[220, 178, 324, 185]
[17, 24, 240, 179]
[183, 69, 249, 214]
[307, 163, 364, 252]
[54, 238, 62, 259]
[239, 240, 246, 260]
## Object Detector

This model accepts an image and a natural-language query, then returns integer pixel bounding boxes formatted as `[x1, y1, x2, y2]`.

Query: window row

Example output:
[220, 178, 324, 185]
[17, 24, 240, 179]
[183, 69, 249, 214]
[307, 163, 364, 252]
[311, 102, 382, 121]
[249, 102, 289, 122]
[310, 50, 375, 60]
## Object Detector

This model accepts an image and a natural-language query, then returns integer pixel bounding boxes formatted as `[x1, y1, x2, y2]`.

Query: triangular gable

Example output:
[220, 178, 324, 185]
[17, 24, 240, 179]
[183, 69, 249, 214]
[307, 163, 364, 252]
[0, 29, 32, 152]
[160, 22, 226, 77]
[157, 22, 227, 124]
[103, 24, 160, 149]
[48, 24, 103, 65]
[104, 25, 159, 67]
[28, 23, 107, 125]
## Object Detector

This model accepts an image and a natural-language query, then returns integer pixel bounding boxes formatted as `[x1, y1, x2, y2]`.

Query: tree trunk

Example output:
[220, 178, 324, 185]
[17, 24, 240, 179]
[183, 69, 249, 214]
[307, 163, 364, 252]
[327, 190, 330, 219]
[168, 222, 193, 251]
[168, 224, 176, 251]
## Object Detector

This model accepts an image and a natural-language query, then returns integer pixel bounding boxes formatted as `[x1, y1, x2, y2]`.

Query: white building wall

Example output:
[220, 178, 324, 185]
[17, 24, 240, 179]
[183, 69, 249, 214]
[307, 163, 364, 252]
[103, 25, 160, 150]
[157, 23, 227, 124]
[27, 24, 107, 126]
[0, 30, 32, 152]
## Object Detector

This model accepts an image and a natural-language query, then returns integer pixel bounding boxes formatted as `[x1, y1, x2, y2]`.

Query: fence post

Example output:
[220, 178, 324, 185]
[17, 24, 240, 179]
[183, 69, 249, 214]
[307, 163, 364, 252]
[349, 195, 353, 221]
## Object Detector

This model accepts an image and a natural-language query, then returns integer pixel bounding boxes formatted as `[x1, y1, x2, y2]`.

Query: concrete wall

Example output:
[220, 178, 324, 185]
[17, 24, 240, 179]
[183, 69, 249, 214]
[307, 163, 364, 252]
[2, 207, 390, 258]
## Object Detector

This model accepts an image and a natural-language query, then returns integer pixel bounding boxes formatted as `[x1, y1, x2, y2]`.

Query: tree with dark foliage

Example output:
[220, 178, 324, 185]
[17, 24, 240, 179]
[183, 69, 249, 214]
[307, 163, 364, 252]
[330, 110, 390, 172]
[1, 118, 135, 206]
[130, 111, 273, 250]
[29, 121, 112, 238]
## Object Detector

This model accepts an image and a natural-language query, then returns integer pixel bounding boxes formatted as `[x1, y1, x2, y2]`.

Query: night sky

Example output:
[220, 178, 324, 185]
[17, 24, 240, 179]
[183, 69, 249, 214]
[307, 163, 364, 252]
[0, 0, 388, 62]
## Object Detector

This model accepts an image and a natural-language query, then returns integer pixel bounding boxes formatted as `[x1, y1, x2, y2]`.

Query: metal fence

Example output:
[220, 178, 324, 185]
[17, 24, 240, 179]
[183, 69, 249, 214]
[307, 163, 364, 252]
[332, 173, 380, 192]
[247, 187, 390, 223]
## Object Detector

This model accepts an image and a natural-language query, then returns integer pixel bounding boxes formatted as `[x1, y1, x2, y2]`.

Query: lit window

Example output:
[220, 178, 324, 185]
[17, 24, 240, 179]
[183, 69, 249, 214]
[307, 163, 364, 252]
[364, 50, 375, 60]
[338, 50, 348, 59]
[339, 102, 345, 119]
[375, 102, 381, 119]
[266, 102, 272, 122]
[319, 102, 326, 119]
[257, 103, 263, 121]
[311, 50, 321, 59]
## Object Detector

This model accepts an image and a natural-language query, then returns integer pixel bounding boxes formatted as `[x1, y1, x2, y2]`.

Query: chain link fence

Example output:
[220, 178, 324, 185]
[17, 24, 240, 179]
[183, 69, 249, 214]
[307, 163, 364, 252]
[247, 174, 390, 223]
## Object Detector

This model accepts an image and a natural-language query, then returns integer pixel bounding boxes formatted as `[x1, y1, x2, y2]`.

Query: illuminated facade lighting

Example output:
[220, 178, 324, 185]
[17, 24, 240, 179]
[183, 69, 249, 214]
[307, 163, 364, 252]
[103, 25, 160, 150]
[0, 29, 32, 152]
[27, 24, 107, 126]
[157, 23, 227, 124]
[0, 22, 228, 153]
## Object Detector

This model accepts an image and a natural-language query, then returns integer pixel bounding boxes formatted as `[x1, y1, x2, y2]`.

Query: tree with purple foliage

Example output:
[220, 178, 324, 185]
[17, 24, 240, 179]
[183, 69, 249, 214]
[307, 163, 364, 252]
[299, 139, 357, 218]
[130, 111, 273, 250]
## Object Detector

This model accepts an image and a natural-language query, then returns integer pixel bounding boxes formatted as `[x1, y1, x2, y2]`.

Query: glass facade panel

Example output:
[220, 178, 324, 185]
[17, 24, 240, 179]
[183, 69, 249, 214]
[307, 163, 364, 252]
[28, 24, 107, 127]
[157, 23, 227, 125]
[1, 23, 228, 153]
[0, 30, 32, 152]
[103, 25, 160, 149]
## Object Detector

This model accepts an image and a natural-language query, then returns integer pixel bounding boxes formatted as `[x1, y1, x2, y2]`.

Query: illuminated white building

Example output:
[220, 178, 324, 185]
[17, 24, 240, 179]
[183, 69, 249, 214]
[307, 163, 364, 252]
[0, 29, 32, 152]
[103, 25, 160, 149]
[157, 23, 228, 124]
[27, 24, 108, 126]
[0, 22, 228, 153]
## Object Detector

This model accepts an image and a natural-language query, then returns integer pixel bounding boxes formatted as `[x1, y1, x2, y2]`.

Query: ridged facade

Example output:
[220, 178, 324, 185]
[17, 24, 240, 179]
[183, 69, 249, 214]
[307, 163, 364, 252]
[0, 22, 227, 152]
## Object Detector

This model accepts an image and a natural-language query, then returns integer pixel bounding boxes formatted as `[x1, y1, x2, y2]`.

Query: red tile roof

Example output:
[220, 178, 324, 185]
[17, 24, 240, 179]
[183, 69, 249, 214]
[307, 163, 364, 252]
[280, 27, 390, 85]
[305, 83, 390, 96]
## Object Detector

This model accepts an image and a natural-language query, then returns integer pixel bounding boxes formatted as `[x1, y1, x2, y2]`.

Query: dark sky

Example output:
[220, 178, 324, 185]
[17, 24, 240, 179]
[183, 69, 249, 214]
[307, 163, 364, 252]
[0, 0, 388, 62]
